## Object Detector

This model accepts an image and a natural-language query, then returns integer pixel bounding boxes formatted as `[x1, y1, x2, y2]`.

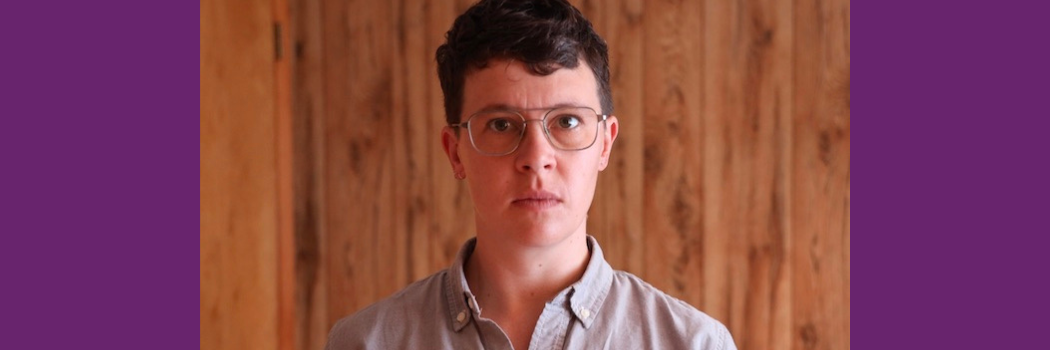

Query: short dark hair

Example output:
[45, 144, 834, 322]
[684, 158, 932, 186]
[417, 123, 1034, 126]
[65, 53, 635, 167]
[436, 0, 613, 126]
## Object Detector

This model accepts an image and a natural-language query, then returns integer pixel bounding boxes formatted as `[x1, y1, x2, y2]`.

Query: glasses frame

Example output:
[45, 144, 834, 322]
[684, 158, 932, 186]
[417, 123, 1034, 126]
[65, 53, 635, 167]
[450, 106, 609, 156]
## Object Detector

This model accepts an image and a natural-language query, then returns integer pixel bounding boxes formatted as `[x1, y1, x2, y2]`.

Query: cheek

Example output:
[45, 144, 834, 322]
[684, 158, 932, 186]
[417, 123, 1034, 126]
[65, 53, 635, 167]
[463, 159, 511, 202]
[577, 150, 606, 174]
[566, 155, 603, 191]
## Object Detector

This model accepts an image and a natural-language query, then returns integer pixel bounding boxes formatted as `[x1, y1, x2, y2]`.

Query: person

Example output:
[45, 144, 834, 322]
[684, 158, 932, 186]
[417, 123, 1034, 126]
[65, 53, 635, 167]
[325, 0, 736, 349]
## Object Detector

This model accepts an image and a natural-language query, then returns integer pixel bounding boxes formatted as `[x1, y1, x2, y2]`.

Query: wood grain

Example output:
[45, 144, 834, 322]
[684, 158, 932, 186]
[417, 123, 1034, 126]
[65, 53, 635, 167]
[641, 0, 706, 309]
[199, 0, 279, 348]
[321, 0, 390, 323]
[425, 0, 478, 276]
[272, 0, 296, 349]
[288, 0, 328, 348]
[792, 0, 851, 348]
[703, 0, 795, 349]
[577, 0, 647, 278]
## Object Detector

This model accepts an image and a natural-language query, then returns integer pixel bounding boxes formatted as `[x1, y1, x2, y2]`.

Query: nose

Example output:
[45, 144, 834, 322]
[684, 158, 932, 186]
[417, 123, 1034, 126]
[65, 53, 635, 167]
[514, 120, 556, 173]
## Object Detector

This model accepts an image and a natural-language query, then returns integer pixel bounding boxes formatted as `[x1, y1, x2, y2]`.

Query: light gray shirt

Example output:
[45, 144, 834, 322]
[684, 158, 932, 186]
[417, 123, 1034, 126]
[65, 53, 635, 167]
[326, 236, 737, 350]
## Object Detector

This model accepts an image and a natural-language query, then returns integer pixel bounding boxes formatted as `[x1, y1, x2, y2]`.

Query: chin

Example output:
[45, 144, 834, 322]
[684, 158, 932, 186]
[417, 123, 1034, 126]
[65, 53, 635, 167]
[476, 210, 586, 247]
[506, 222, 583, 248]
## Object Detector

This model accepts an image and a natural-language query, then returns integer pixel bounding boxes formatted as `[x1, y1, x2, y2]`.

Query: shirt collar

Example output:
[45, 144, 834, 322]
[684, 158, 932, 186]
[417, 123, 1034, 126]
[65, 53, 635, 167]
[443, 236, 614, 331]
[568, 236, 614, 329]
[444, 238, 477, 332]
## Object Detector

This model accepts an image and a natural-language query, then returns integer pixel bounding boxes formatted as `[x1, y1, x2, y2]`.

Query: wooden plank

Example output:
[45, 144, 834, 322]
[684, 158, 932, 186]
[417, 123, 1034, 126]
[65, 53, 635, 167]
[426, 0, 477, 271]
[199, 0, 279, 348]
[641, 0, 705, 308]
[368, 0, 407, 307]
[321, 0, 391, 322]
[702, 0, 794, 349]
[574, 0, 646, 277]
[792, 0, 851, 348]
[606, 0, 647, 276]
[272, 0, 296, 349]
[392, 0, 436, 285]
[288, 0, 329, 348]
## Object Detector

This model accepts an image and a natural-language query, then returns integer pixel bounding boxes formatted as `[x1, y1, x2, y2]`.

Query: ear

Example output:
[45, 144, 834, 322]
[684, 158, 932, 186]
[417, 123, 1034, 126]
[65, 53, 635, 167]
[597, 116, 618, 171]
[442, 126, 466, 176]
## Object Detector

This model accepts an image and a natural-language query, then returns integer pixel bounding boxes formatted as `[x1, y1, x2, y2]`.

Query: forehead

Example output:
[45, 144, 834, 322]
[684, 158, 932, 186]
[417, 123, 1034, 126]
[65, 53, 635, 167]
[461, 59, 600, 114]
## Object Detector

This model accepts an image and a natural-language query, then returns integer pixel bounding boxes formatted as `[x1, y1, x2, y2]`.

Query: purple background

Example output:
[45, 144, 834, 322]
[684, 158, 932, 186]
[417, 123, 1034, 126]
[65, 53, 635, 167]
[1, 0, 1048, 349]
[1, 1, 196, 348]
[855, 1, 1050, 349]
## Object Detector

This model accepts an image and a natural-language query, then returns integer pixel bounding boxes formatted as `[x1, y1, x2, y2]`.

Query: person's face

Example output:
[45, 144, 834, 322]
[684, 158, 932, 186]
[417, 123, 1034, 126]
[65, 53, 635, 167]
[442, 59, 619, 249]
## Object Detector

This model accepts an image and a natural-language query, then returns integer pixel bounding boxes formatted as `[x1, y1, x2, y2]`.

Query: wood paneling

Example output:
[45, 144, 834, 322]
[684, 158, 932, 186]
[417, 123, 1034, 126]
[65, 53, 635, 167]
[200, 0, 850, 349]
[288, 0, 327, 348]
[702, 0, 795, 349]
[320, 0, 386, 325]
[315, 0, 479, 332]
[792, 0, 851, 349]
[584, 0, 647, 275]
[640, 0, 706, 310]
[199, 0, 279, 348]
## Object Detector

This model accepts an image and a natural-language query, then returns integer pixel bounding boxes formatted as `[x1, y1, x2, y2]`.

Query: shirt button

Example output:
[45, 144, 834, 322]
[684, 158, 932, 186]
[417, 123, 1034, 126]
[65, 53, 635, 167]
[456, 311, 467, 323]
[580, 308, 591, 319]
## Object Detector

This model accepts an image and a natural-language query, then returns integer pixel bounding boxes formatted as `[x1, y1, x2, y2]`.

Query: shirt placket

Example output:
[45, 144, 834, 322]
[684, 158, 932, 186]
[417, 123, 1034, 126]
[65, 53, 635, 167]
[526, 291, 574, 350]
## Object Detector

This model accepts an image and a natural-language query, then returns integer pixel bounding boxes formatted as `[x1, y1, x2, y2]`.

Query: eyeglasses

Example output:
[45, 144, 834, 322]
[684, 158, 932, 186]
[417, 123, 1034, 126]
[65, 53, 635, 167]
[450, 106, 609, 156]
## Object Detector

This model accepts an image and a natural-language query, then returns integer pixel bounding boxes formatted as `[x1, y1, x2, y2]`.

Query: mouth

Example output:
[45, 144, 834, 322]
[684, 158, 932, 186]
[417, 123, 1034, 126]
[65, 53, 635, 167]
[512, 191, 562, 209]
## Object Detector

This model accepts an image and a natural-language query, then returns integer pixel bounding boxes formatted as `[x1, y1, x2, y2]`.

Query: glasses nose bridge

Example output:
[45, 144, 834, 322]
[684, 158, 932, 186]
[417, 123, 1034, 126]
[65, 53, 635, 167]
[520, 117, 548, 130]
[518, 109, 553, 125]
[516, 115, 555, 148]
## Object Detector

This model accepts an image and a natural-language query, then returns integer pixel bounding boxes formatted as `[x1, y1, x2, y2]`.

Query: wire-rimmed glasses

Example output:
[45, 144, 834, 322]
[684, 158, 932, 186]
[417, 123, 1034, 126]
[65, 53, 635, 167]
[450, 106, 609, 156]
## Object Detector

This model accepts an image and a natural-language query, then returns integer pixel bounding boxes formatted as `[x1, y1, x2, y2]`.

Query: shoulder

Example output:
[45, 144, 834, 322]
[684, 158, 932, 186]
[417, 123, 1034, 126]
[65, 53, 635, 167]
[325, 271, 448, 350]
[603, 270, 736, 350]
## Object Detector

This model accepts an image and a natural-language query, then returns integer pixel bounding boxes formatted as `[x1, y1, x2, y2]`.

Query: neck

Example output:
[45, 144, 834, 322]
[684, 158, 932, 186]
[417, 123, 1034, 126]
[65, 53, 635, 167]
[465, 233, 590, 315]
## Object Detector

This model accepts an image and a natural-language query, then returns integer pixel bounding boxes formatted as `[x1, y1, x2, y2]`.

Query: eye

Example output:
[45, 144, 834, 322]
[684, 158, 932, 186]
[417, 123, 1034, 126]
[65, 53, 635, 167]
[487, 118, 515, 132]
[554, 114, 582, 129]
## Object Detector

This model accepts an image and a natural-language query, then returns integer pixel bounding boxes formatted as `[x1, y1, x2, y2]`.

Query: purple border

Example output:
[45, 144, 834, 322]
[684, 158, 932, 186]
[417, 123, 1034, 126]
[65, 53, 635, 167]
[6, 0, 1050, 349]
[860, 1, 1050, 349]
[3, 1, 196, 348]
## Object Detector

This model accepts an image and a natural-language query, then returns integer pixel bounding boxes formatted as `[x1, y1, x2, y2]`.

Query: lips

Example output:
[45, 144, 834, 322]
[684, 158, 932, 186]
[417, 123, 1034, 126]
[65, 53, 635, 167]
[512, 190, 562, 208]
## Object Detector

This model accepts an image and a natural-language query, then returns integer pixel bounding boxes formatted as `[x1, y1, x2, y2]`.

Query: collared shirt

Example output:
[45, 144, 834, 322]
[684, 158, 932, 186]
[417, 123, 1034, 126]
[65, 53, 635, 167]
[326, 236, 737, 350]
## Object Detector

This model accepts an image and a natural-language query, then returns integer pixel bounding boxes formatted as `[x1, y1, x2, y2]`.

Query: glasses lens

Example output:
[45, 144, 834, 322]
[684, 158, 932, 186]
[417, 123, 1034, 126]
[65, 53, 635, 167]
[545, 107, 600, 150]
[468, 111, 524, 154]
